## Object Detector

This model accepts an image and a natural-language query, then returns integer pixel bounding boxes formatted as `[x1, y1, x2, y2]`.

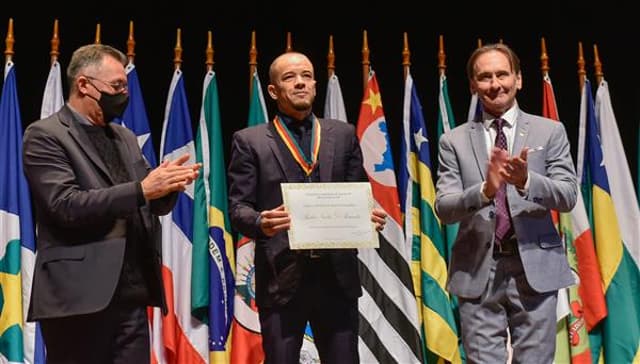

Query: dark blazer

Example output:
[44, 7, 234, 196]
[228, 117, 365, 308]
[22, 105, 175, 321]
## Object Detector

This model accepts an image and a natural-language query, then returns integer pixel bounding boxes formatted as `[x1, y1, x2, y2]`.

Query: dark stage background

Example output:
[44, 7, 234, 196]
[3, 2, 639, 186]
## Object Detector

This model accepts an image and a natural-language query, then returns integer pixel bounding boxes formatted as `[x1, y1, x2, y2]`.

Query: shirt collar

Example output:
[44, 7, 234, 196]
[482, 102, 520, 131]
[277, 112, 313, 131]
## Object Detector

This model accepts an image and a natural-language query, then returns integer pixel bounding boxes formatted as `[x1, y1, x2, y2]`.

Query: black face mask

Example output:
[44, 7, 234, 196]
[97, 91, 129, 122]
[86, 81, 129, 122]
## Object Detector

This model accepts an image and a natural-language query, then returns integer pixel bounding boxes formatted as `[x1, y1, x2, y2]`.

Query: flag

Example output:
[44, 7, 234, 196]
[23, 57, 66, 364]
[466, 92, 481, 123]
[324, 73, 347, 122]
[544, 74, 603, 364]
[230, 71, 268, 364]
[152, 68, 208, 363]
[399, 73, 461, 363]
[119, 62, 157, 168]
[0, 60, 37, 363]
[356, 69, 422, 364]
[593, 79, 640, 362]
[192, 69, 235, 363]
[40, 60, 64, 119]
[581, 78, 640, 363]
[436, 73, 459, 272]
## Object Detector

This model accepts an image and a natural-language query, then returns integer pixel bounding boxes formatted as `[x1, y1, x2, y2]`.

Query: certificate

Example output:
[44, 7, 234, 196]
[281, 182, 379, 249]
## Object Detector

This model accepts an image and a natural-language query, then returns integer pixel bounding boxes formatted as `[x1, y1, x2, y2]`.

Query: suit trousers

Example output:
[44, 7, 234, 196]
[40, 302, 149, 364]
[458, 254, 558, 364]
[258, 255, 359, 364]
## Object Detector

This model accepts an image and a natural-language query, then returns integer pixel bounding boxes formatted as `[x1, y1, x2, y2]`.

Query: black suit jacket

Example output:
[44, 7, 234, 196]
[228, 117, 365, 308]
[22, 105, 176, 320]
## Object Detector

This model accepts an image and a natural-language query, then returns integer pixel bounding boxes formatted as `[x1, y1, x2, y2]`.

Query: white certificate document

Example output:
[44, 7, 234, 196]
[281, 182, 379, 249]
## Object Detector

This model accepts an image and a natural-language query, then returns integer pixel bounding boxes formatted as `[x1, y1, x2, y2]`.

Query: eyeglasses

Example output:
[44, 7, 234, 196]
[84, 75, 128, 93]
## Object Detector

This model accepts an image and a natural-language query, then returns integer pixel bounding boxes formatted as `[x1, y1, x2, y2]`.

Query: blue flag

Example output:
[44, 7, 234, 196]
[119, 63, 157, 167]
[0, 61, 38, 363]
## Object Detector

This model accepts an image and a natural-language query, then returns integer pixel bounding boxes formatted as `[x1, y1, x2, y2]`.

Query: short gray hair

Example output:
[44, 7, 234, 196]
[67, 44, 127, 92]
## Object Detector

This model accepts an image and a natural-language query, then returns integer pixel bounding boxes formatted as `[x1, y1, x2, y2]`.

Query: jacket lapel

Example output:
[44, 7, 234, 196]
[111, 126, 137, 180]
[512, 112, 530, 157]
[318, 118, 334, 182]
[469, 120, 488, 180]
[62, 106, 114, 185]
[267, 122, 300, 182]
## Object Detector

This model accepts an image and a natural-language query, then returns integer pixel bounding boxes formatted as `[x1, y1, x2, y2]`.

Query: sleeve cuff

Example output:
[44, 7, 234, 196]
[136, 182, 146, 206]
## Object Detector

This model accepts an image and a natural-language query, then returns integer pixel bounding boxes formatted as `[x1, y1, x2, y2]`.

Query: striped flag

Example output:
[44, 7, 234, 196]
[543, 74, 603, 364]
[119, 62, 157, 168]
[356, 69, 422, 364]
[593, 79, 640, 362]
[0, 60, 36, 363]
[580, 78, 640, 363]
[192, 69, 235, 363]
[324, 73, 347, 122]
[399, 73, 461, 364]
[230, 71, 268, 364]
[152, 68, 208, 363]
[436, 73, 459, 276]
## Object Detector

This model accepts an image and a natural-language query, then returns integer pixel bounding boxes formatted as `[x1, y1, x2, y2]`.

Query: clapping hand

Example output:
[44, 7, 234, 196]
[141, 153, 201, 200]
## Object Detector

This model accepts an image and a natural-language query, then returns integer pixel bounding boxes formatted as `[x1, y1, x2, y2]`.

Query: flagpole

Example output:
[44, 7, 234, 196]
[327, 35, 335, 78]
[49, 19, 60, 66]
[361, 30, 369, 92]
[174, 28, 182, 71]
[126, 21, 135, 63]
[94, 23, 101, 44]
[593, 44, 603, 85]
[206, 31, 214, 72]
[5, 18, 13, 64]
[402, 32, 410, 82]
[285, 32, 292, 52]
[249, 31, 257, 95]
[577, 42, 586, 90]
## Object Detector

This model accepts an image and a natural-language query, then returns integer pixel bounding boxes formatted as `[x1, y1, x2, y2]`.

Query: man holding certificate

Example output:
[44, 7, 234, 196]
[228, 51, 386, 364]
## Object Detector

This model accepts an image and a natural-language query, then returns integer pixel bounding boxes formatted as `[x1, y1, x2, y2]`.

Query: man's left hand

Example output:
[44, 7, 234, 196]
[502, 147, 529, 189]
[372, 208, 387, 232]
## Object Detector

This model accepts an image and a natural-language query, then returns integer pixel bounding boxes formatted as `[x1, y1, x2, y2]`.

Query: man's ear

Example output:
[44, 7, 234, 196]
[516, 72, 523, 90]
[267, 84, 278, 100]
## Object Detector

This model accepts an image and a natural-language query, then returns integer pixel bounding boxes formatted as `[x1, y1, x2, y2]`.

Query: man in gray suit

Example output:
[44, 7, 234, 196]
[435, 43, 577, 363]
[22, 44, 200, 363]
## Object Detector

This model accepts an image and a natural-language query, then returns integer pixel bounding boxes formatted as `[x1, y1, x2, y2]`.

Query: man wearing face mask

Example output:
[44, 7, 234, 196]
[22, 44, 201, 364]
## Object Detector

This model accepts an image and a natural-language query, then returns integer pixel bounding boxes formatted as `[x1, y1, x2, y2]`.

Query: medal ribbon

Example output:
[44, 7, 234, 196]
[273, 115, 321, 176]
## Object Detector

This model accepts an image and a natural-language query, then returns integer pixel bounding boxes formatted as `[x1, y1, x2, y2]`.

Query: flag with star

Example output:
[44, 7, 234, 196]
[118, 62, 157, 167]
[579, 78, 639, 363]
[356, 69, 422, 364]
[399, 72, 462, 363]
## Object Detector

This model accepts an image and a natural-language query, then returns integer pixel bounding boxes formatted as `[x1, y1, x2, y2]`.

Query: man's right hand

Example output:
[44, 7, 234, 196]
[260, 204, 290, 237]
[483, 147, 508, 199]
[141, 153, 201, 200]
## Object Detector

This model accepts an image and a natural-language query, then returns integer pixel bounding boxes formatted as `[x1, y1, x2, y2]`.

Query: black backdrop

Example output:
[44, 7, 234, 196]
[3, 2, 639, 186]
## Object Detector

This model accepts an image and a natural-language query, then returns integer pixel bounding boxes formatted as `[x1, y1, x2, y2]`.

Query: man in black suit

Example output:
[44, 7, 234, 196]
[228, 51, 386, 364]
[22, 44, 200, 364]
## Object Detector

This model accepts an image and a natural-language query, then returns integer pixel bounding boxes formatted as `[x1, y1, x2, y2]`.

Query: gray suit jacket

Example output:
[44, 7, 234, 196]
[227, 117, 365, 308]
[435, 109, 577, 298]
[23, 105, 175, 320]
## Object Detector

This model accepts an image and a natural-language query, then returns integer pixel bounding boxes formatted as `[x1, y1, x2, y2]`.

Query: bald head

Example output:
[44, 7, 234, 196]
[269, 52, 314, 84]
[267, 52, 316, 120]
